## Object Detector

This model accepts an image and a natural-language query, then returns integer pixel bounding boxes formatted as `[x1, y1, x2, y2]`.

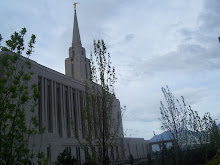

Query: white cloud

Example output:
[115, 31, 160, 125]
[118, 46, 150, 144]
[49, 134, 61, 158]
[173, 87, 209, 105]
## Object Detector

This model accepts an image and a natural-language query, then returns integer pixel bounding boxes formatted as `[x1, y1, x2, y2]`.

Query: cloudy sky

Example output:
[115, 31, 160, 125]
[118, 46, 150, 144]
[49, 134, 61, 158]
[1, 0, 220, 139]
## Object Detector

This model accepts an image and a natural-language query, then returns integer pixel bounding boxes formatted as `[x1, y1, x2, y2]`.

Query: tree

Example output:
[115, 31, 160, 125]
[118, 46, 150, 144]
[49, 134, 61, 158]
[159, 86, 188, 164]
[55, 149, 78, 165]
[159, 86, 220, 164]
[73, 40, 123, 164]
[0, 28, 45, 164]
[209, 120, 220, 151]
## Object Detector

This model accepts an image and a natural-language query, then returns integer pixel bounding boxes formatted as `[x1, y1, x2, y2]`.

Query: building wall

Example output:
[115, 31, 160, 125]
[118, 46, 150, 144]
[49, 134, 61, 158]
[25, 59, 150, 164]
[123, 138, 150, 159]
[28, 59, 128, 164]
[0, 53, 150, 164]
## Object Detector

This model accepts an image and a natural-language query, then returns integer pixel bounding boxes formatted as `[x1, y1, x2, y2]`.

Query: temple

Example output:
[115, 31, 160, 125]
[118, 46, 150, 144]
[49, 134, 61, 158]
[6, 5, 150, 164]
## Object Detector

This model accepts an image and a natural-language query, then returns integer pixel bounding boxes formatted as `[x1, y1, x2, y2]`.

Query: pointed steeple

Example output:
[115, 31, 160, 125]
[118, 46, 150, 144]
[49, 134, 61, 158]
[65, 3, 90, 81]
[72, 10, 81, 46]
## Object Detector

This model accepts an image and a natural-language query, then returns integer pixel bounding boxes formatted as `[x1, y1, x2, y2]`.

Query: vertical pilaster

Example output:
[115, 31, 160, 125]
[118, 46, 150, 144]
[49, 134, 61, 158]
[73, 89, 79, 137]
[51, 81, 55, 133]
[76, 90, 82, 139]
[70, 88, 73, 137]
[68, 86, 71, 138]
[60, 84, 64, 137]
[54, 82, 57, 132]
[41, 77, 45, 128]
[45, 78, 48, 132]
[61, 84, 66, 137]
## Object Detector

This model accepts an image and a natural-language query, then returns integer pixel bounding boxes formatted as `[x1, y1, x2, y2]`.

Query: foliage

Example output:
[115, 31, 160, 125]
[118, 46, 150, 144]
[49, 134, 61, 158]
[55, 149, 78, 165]
[72, 40, 122, 164]
[209, 121, 220, 151]
[203, 150, 220, 165]
[84, 155, 99, 165]
[159, 86, 220, 165]
[159, 86, 188, 164]
[0, 28, 45, 164]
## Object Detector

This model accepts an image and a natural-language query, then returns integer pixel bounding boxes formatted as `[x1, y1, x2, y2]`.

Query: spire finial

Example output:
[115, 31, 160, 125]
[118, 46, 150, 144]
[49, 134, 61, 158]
[73, 2, 78, 11]
[72, 2, 81, 46]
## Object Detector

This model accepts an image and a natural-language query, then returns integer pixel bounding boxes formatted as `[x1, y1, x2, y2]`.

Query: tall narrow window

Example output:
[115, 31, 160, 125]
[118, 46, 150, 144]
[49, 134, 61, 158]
[56, 84, 62, 137]
[72, 64, 74, 78]
[111, 146, 114, 160]
[47, 146, 51, 161]
[85, 147, 88, 160]
[94, 96, 101, 138]
[73, 90, 78, 137]
[136, 144, 139, 157]
[65, 87, 71, 138]
[80, 92, 85, 138]
[66, 147, 71, 155]
[38, 77, 42, 130]
[116, 146, 119, 159]
[146, 144, 149, 154]
[142, 143, 145, 155]
[85, 60, 88, 79]
[76, 147, 81, 163]
[98, 147, 102, 160]
[47, 80, 52, 133]
[127, 143, 131, 155]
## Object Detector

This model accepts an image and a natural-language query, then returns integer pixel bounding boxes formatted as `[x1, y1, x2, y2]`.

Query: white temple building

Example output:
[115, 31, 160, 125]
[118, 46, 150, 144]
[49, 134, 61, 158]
[24, 6, 150, 164]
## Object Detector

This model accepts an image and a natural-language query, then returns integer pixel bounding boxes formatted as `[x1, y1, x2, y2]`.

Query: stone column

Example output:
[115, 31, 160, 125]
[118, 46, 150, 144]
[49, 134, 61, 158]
[67, 86, 71, 138]
[60, 84, 64, 137]
[76, 90, 82, 139]
[40, 77, 45, 128]
[54, 82, 57, 132]
[51, 81, 55, 133]
[44, 78, 48, 132]
[70, 88, 74, 137]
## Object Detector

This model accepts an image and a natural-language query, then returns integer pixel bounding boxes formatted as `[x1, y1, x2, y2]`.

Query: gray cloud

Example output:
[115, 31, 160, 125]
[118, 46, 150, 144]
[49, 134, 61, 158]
[173, 87, 209, 105]
[124, 111, 159, 123]
[124, 34, 135, 42]
[198, 0, 220, 32]
[123, 45, 219, 79]
[123, 87, 209, 124]
[178, 28, 193, 41]
[122, 0, 220, 78]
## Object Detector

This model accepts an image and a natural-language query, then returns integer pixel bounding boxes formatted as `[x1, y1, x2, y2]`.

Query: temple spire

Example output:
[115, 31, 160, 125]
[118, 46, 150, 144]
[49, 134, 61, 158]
[66, 3, 89, 81]
[72, 4, 81, 46]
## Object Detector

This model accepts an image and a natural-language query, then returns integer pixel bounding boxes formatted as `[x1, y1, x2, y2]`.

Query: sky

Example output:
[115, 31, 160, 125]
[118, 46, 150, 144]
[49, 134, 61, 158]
[1, 0, 220, 140]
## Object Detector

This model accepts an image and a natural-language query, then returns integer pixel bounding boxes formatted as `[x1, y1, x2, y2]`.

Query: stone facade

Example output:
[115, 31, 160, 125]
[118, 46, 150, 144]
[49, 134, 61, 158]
[28, 60, 126, 163]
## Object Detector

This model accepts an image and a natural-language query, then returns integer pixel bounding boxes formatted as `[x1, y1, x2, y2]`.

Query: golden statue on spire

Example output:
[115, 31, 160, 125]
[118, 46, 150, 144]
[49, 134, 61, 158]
[73, 2, 78, 11]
